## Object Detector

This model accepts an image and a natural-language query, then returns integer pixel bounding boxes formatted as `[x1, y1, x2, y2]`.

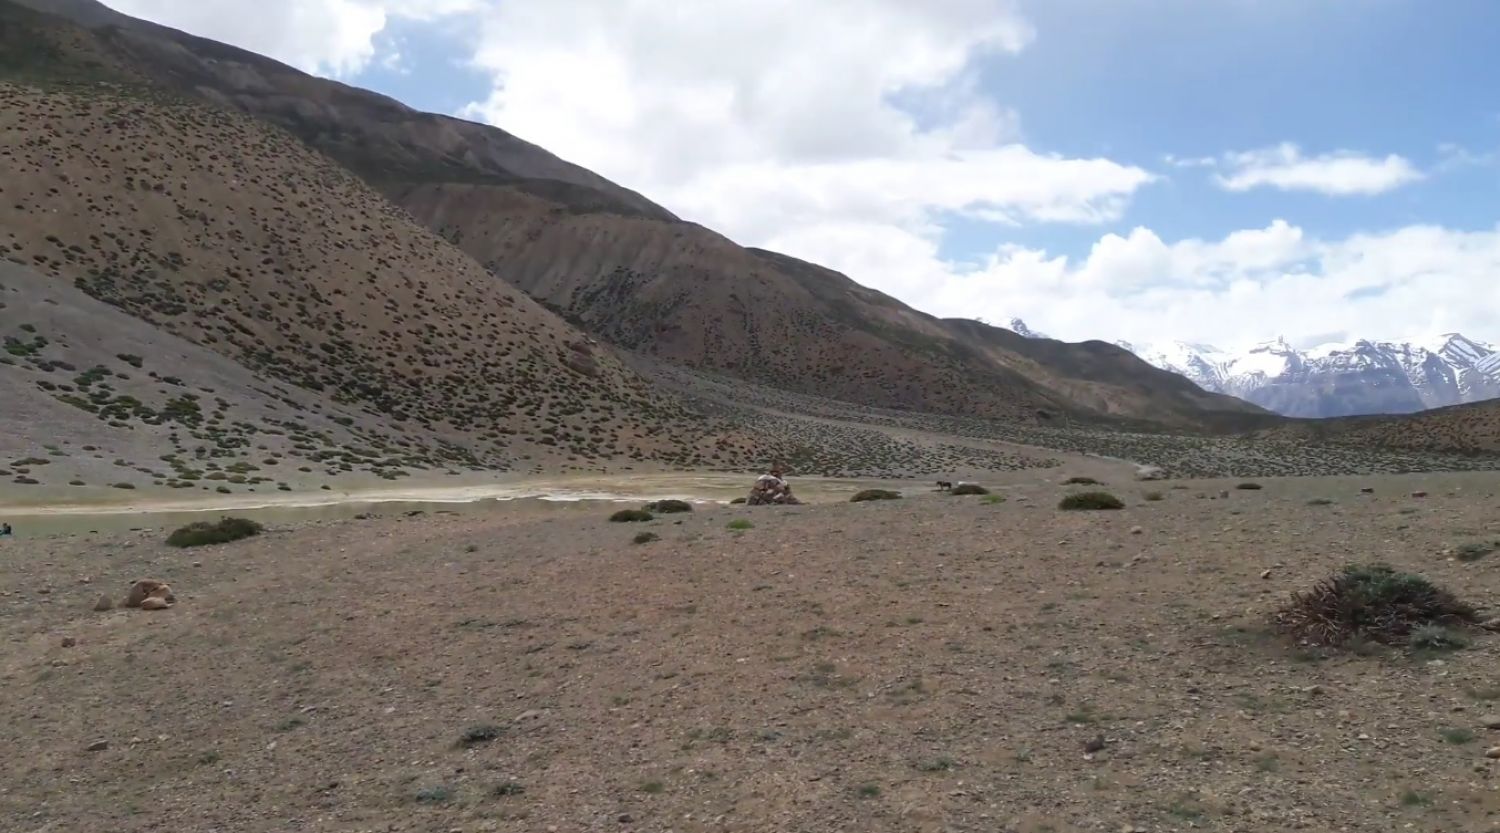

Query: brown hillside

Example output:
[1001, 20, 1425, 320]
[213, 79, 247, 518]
[0, 78, 722, 474]
[11, 0, 1271, 430]
[1252, 399, 1500, 456]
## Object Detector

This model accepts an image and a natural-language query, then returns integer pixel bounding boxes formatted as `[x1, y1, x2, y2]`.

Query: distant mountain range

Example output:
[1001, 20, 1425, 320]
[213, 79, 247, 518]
[1007, 320, 1498, 418]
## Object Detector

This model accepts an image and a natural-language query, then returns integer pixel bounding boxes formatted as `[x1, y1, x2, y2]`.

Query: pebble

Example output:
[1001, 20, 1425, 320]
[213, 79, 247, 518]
[92, 594, 112, 612]
[61, 637, 76, 648]
[86, 740, 108, 752]
[1129, 526, 1143, 535]
[1482, 715, 1500, 730]
[1487, 747, 1500, 759]
[1411, 491, 1428, 498]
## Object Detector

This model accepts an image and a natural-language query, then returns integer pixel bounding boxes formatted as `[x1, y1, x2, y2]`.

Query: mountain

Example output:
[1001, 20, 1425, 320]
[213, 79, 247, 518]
[6, 0, 1272, 433]
[1252, 399, 1500, 456]
[1118, 334, 1500, 418]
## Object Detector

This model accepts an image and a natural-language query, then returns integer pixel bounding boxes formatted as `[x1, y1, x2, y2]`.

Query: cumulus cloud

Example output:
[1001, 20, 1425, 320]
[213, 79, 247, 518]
[456, 0, 1153, 242]
[1214, 143, 1423, 196]
[919, 222, 1500, 348]
[106, 0, 476, 76]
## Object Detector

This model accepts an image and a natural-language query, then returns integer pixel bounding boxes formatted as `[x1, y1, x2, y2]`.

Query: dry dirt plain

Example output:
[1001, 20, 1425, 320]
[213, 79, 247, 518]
[4, 471, 1500, 833]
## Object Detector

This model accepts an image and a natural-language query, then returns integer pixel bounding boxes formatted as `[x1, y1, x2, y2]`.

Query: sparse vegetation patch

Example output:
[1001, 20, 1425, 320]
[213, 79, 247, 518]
[1274, 564, 1479, 648]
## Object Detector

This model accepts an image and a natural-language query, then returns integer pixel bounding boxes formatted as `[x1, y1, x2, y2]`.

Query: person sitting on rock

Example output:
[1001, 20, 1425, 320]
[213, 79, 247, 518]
[0, 522, 11, 537]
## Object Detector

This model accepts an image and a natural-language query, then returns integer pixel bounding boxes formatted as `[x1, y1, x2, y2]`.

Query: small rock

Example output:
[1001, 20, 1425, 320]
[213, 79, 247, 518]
[617, 814, 633, 824]
[1260, 569, 1273, 580]
[1484, 716, 1500, 730]
[37, 588, 50, 595]
[61, 637, 76, 648]
[140, 597, 171, 611]
[1129, 526, 1143, 535]
[1486, 747, 1500, 759]
[1083, 734, 1106, 753]
[1360, 487, 1374, 494]
[192, 561, 203, 568]
[86, 740, 108, 752]
[92, 594, 112, 612]
[1412, 491, 1428, 498]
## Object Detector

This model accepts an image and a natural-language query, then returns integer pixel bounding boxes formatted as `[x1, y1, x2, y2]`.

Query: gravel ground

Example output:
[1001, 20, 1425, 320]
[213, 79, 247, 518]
[4, 471, 1500, 832]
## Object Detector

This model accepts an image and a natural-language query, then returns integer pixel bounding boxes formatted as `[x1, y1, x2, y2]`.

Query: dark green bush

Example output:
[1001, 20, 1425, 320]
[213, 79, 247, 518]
[950, 483, 990, 496]
[166, 516, 264, 547]
[1063, 476, 1101, 485]
[633, 531, 660, 545]
[609, 509, 654, 523]
[1456, 542, 1497, 563]
[1235, 482, 1263, 491]
[850, 489, 901, 503]
[644, 499, 693, 514]
[1059, 492, 1124, 511]
[1274, 564, 1478, 647]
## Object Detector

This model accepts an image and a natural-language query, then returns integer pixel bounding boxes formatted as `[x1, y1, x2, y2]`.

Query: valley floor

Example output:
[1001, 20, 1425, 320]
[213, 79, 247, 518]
[5, 470, 1500, 832]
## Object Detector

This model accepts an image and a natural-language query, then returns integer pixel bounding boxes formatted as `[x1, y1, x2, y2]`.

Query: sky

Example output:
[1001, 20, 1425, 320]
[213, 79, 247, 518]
[106, 0, 1500, 351]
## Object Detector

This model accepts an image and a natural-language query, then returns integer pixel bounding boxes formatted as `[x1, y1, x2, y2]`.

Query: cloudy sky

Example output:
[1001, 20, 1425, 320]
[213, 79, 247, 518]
[109, 0, 1500, 350]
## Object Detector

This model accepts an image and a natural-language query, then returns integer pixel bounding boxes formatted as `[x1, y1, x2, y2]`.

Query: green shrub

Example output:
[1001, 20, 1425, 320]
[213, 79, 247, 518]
[1143, 491, 1165, 502]
[458, 724, 502, 747]
[1236, 482, 1263, 491]
[609, 509, 654, 523]
[1059, 492, 1124, 511]
[729, 497, 747, 505]
[950, 483, 990, 496]
[166, 516, 264, 547]
[1274, 564, 1478, 647]
[850, 489, 901, 503]
[644, 499, 693, 514]
[727, 519, 754, 531]
[980, 494, 1006, 505]
[1307, 498, 1335, 506]
[633, 531, 660, 545]
[1063, 476, 1101, 485]
[1456, 542, 1497, 563]
[414, 785, 453, 804]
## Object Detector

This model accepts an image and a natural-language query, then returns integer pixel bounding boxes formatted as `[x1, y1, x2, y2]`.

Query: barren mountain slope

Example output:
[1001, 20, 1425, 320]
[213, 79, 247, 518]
[1252, 399, 1500, 455]
[0, 79, 728, 475]
[394, 182, 1270, 427]
[11, 0, 1270, 430]
[0, 261, 431, 495]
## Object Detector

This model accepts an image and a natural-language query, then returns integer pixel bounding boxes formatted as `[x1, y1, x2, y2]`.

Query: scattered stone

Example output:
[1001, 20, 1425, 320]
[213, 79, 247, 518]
[125, 579, 175, 609]
[61, 636, 76, 648]
[140, 597, 172, 611]
[92, 594, 112, 612]
[1487, 747, 1500, 759]
[1412, 491, 1429, 498]
[1482, 715, 1500, 730]
[1083, 734, 1106, 753]
[1360, 487, 1374, 494]
[1261, 569, 1273, 580]
[1129, 526, 1143, 535]
[86, 740, 108, 752]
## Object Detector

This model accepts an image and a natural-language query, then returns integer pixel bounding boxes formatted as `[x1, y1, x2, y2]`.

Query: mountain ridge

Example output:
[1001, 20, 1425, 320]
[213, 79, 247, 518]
[1114, 333, 1499, 418]
[9, 0, 1274, 431]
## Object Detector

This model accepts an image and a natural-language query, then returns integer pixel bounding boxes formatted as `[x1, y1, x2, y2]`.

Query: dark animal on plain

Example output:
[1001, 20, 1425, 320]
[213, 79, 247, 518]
[935, 481, 953, 492]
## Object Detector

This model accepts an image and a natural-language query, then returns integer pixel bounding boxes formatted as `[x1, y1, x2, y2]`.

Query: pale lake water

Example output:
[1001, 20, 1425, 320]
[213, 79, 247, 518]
[0, 473, 926, 539]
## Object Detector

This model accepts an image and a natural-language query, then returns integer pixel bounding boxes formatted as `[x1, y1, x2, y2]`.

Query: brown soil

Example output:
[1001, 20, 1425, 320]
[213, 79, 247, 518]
[6, 471, 1500, 832]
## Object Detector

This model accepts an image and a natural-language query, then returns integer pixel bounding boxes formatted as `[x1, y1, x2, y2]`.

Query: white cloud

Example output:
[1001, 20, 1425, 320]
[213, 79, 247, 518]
[105, 0, 476, 76]
[917, 222, 1500, 349]
[1215, 143, 1423, 196]
[457, 0, 1153, 244]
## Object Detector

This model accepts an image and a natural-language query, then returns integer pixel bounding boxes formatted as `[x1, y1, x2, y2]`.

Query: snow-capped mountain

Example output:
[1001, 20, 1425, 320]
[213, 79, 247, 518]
[1007, 318, 1050, 340]
[1112, 333, 1500, 418]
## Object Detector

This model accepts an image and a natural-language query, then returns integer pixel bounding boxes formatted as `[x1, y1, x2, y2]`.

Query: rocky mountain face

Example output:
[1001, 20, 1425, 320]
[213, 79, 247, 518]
[1114, 333, 1500, 419]
[8, 0, 1274, 432]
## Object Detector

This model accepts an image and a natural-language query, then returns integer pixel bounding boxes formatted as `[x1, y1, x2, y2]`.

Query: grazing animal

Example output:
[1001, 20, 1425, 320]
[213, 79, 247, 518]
[124, 579, 176, 609]
[935, 481, 954, 492]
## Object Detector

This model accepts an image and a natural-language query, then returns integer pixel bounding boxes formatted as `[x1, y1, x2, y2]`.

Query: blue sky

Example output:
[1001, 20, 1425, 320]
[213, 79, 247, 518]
[109, 0, 1500, 349]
